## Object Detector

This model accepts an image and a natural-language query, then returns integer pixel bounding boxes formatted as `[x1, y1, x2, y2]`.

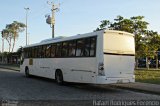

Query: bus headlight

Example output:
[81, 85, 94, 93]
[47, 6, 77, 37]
[98, 62, 105, 76]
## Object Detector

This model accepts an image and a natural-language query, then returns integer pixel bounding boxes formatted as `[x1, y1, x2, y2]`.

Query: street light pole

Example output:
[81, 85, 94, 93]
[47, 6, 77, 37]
[24, 7, 30, 45]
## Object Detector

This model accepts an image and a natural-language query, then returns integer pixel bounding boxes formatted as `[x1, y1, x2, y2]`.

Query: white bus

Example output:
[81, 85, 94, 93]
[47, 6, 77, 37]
[20, 30, 135, 84]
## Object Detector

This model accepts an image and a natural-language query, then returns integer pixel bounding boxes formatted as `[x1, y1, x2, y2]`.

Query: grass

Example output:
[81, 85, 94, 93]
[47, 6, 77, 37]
[0, 64, 20, 71]
[135, 70, 160, 84]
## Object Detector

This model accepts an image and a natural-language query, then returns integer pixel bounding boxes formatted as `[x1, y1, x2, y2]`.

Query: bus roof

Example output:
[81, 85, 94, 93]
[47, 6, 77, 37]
[23, 29, 134, 48]
[104, 30, 134, 37]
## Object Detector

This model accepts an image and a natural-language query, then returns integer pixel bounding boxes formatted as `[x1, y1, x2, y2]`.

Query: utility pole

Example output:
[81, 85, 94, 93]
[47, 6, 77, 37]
[24, 7, 30, 45]
[46, 1, 59, 38]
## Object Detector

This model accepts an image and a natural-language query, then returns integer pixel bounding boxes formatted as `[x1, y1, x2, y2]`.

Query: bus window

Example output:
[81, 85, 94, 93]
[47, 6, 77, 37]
[46, 45, 51, 58]
[39, 46, 42, 58]
[43, 45, 46, 58]
[24, 48, 28, 58]
[56, 43, 62, 57]
[27, 48, 32, 58]
[51, 44, 56, 57]
[34, 47, 38, 58]
[68, 40, 76, 57]
[62, 42, 68, 57]
[84, 38, 90, 57]
[32, 48, 35, 58]
[90, 37, 96, 57]
[76, 39, 85, 57]
[40, 46, 46, 58]
[37, 46, 41, 58]
[30, 48, 32, 58]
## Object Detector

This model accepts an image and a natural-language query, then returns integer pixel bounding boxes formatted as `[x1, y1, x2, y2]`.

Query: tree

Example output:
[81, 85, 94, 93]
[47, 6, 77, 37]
[1, 28, 12, 52]
[110, 15, 133, 32]
[1, 21, 25, 52]
[95, 20, 110, 31]
[147, 30, 160, 69]
[6, 21, 25, 52]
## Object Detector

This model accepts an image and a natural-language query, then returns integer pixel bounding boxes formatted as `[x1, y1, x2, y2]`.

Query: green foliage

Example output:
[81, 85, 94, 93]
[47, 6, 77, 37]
[0, 52, 11, 57]
[1, 21, 26, 52]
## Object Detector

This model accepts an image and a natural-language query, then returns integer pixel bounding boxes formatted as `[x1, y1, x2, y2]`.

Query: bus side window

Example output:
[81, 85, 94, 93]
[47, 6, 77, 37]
[68, 40, 76, 57]
[24, 48, 28, 58]
[84, 38, 90, 57]
[29, 48, 32, 58]
[27, 48, 30, 58]
[62, 42, 68, 57]
[39, 46, 42, 58]
[76, 39, 85, 57]
[51, 44, 56, 57]
[40, 46, 45, 58]
[43, 45, 46, 58]
[46, 45, 51, 58]
[90, 37, 97, 57]
[37, 46, 40, 58]
[32, 47, 35, 58]
[56, 43, 62, 57]
[34, 47, 38, 58]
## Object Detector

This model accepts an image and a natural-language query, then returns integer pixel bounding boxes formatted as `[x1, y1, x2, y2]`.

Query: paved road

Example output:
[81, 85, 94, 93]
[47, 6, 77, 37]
[0, 68, 160, 105]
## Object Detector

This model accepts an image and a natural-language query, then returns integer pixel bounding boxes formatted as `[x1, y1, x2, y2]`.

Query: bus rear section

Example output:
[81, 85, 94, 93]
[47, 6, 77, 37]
[97, 30, 135, 84]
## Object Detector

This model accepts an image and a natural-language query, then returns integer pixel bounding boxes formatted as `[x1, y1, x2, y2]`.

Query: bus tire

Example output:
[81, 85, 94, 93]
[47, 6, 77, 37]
[55, 70, 63, 85]
[25, 67, 30, 77]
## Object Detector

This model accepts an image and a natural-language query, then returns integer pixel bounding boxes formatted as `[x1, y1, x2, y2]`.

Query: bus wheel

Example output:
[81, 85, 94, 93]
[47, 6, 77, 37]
[25, 67, 30, 77]
[55, 70, 63, 85]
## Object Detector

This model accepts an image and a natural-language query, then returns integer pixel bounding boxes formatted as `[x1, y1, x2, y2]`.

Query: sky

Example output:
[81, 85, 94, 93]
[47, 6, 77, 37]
[0, 0, 160, 52]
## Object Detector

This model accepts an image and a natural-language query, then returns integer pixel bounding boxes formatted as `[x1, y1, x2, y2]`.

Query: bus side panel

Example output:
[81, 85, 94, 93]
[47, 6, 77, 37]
[22, 58, 97, 84]
[53, 58, 97, 83]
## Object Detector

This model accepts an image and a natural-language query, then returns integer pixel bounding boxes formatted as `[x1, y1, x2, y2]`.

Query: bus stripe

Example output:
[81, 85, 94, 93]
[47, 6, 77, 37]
[71, 69, 92, 72]
[104, 52, 135, 56]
